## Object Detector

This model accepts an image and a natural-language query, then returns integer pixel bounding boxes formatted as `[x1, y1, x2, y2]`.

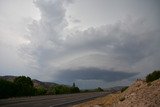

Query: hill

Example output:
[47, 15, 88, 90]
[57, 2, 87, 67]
[0, 75, 16, 82]
[74, 79, 160, 107]
[104, 86, 127, 93]
[32, 79, 58, 89]
[0, 75, 57, 89]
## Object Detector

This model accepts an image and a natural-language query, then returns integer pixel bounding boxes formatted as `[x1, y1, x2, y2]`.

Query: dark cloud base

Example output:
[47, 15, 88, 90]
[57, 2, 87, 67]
[55, 67, 138, 83]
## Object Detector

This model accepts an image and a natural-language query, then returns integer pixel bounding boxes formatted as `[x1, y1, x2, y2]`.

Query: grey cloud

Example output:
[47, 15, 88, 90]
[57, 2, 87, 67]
[24, 13, 160, 79]
[0, 0, 40, 76]
[0, 0, 159, 89]
[31, 0, 67, 43]
[22, 0, 73, 70]
[34, 0, 65, 25]
[54, 68, 138, 83]
[63, 19, 160, 66]
[72, 19, 81, 23]
[20, 0, 160, 87]
[68, 16, 81, 23]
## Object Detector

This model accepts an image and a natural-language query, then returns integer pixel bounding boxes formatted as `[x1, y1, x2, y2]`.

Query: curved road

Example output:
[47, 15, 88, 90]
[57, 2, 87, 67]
[0, 92, 109, 107]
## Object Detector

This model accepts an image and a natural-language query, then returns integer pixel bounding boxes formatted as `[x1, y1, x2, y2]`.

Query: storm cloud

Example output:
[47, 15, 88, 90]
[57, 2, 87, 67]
[20, 0, 160, 86]
[54, 68, 138, 82]
[0, 0, 160, 88]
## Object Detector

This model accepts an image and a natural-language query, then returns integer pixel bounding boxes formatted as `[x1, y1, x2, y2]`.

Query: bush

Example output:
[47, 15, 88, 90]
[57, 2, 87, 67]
[95, 87, 104, 92]
[0, 76, 81, 98]
[70, 87, 80, 93]
[119, 96, 125, 101]
[146, 70, 160, 83]
[35, 86, 47, 95]
[48, 85, 80, 95]
[54, 85, 71, 94]
[70, 82, 80, 93]
[14, 76, 35, 96]
[0, 76, 36, 99]
[121, 86, 129, 93]
[0, 79, 16, 98]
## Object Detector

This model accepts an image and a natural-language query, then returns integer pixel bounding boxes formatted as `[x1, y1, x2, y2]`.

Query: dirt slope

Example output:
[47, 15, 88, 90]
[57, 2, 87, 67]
[73, 79, 160, 107]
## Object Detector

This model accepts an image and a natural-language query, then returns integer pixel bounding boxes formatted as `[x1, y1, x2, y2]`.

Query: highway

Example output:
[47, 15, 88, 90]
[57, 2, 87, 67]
[0, 92, 109, 107]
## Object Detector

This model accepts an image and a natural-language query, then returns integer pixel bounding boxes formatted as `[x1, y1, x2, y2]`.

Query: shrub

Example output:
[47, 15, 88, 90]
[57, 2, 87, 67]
[0, 76, 35, 98]
[146, 70, 160, 83]
[70, 87, 80, 93]
[119, 96, 125, 101]
[35, 86, 47, 95]
[121, 86, 129, 93]
[14, 76, 35, 96]
[0, 79, 16, 98]
[48, 85, 80, 95]
[95, 87, 104, 92]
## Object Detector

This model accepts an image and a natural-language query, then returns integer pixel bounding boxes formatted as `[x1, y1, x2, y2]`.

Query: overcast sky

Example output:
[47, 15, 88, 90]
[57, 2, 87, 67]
[0, 0, 160, 89]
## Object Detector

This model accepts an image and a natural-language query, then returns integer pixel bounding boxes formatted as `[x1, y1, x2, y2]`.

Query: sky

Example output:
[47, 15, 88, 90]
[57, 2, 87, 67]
[0, 0, 160, 89]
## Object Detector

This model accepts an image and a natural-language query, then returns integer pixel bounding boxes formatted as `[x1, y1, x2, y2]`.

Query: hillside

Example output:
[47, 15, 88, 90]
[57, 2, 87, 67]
[0, 75, 16, 82]
[32, 79, 57, 89]
[73, 79, 160, 107]
[0, 76, 57, 89]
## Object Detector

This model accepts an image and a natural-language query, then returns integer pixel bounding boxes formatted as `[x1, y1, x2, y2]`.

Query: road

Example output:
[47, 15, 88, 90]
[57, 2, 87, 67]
[0, 92, 109, 107]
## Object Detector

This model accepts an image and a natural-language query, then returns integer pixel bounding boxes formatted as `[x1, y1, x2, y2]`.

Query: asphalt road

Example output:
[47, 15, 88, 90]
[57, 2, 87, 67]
[0, 92, 109, 107]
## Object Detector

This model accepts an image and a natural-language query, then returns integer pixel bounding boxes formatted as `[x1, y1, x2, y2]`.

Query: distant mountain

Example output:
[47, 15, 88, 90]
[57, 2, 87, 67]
[0, 75, 58, 89]
[0, 75, 16, 82]
[32, 79, 58, 89]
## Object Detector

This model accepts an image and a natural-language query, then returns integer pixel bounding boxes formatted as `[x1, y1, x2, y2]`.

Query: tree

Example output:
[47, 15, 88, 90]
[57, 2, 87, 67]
[146, 70, 160, 83]
[71, 82, 80, 93]
[0, 79, 15, 99]
[121, 86, 129, 92]
[14, 76, 35, 96]
[72, 82, 75, 87]
[35, 86, 47, 95]
[95, 87, 104, 92]
[48, 84, 80, 95]
[70, 87, 80, 93]
[53, 85, 71, 94]
[47, 86, 55, 95]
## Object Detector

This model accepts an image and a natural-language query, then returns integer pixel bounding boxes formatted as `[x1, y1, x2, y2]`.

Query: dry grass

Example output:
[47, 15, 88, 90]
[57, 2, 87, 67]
[73, 92, 121, 107]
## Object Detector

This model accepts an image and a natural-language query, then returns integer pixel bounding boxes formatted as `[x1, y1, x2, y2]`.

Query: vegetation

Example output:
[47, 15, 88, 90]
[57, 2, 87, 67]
[14, 76, 35, 96]
[0, 76, 35, 98]
[119, 96, 125, 101]
[95, 87, 104, 92]
[35, 86, 47, 95]
[146, 70, 160, 83]
[121, 86, 129, 93]
[48, 83, 80, 95]
[0, 79, 16, 98]
[81, 87, 104, 93]
[0, 76, 80, 99]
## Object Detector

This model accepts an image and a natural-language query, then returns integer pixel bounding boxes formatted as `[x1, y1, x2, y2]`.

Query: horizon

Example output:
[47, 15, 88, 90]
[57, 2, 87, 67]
[0, 0, 160, 89]
[0, 75, 129, 90]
